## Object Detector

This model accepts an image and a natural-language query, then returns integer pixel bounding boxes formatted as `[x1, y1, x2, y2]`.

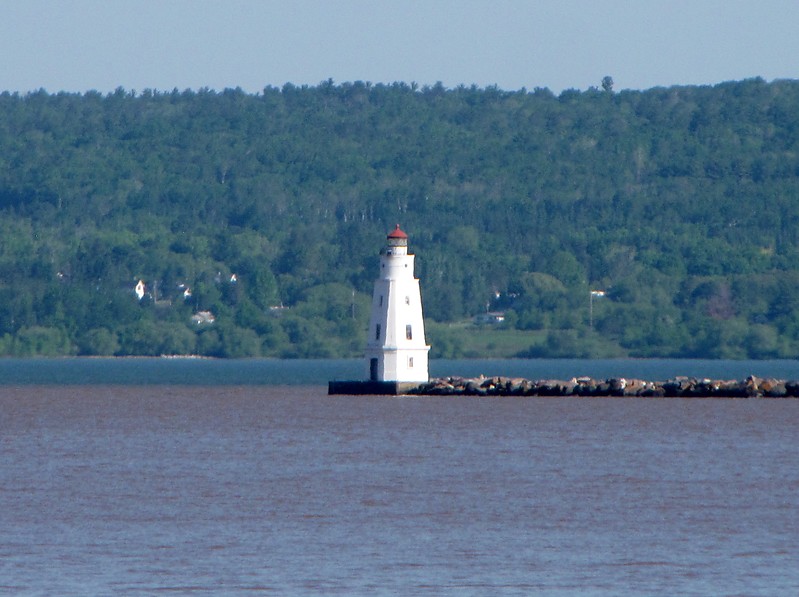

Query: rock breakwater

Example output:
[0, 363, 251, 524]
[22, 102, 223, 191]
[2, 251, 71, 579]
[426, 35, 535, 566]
[409, 375, 799, 398]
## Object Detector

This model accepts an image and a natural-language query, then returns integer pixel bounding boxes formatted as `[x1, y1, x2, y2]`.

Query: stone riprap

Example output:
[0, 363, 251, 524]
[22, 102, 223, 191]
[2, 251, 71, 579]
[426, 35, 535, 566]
[408, 375, 799, 398]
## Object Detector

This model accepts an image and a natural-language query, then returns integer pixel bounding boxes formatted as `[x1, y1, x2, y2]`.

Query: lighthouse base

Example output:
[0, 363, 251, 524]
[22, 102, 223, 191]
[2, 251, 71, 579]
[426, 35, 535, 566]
[328, 380, 422, 396]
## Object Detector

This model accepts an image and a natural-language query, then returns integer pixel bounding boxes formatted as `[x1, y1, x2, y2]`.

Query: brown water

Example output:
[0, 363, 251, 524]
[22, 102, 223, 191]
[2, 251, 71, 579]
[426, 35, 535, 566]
[2, 385, 799, 595]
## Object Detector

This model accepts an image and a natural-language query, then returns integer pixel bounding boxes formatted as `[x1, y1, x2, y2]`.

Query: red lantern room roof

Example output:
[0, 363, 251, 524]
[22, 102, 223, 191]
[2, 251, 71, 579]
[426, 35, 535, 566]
[387, 224, 408, 239]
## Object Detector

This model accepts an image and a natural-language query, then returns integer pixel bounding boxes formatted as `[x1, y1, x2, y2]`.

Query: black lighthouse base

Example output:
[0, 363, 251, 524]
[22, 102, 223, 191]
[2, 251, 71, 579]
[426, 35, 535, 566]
[328, 380, 422, 395]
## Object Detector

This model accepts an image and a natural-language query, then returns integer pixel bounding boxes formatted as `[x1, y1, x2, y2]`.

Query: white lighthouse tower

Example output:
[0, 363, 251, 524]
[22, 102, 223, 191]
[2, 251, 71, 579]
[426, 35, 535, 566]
[364, 225, 430, 383]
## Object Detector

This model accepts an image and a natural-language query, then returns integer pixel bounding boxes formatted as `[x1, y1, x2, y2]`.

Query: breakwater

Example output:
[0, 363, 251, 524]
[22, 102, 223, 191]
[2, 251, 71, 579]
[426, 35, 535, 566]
[408, 375, 799, 398]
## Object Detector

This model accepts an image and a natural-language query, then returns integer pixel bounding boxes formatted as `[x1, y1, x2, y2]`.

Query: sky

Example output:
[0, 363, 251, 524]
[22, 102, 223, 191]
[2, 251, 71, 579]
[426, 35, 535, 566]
[1, 0, 798, 95]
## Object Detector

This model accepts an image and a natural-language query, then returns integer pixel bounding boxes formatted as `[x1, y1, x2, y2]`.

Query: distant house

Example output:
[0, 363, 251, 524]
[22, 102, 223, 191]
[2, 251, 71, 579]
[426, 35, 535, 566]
[135, 280, 146, 301]
[174, 283, 193, 301]
[475, 311, 506, 325]
[191, 310, 216, 325]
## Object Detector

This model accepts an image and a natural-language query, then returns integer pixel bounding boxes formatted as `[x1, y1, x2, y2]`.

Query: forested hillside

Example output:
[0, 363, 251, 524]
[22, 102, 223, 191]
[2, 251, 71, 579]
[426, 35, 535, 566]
[1, 77, 799, 358]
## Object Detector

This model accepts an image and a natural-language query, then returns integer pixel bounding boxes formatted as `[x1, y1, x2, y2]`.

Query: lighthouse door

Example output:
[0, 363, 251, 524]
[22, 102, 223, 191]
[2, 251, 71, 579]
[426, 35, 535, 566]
[369, 358, 378, 381]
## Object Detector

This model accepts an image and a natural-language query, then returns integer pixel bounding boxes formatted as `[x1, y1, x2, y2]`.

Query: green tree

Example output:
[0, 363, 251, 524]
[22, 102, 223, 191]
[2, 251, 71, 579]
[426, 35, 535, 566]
[78, 327, 120, 356]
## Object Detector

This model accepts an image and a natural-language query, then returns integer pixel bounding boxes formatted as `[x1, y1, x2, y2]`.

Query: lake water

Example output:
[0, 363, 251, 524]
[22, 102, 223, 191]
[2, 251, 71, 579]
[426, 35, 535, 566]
[2, 359, 799, 595]
[1, 357, 798, 385]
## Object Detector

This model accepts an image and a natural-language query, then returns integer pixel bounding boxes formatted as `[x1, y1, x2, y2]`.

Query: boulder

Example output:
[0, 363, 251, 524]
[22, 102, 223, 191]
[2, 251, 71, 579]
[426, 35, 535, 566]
[663, 377, 694, 397]
[608, 378, 627, 396]
[621, 379, 648, 396]
[745, 375, 761, 397]
[785, 381, 799, 397]
[760, 378, 787, 398]
[712, 379, 747, 398]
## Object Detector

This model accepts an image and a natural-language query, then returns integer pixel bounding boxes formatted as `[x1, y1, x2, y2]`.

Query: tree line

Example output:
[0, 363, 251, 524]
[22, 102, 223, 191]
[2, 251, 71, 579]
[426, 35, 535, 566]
[1, 77, 799, 358]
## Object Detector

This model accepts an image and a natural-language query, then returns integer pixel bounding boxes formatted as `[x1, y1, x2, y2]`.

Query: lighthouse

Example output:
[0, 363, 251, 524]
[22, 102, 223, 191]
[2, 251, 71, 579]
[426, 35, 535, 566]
[364, 225, 430, 383]
[328, 224, 431, 394]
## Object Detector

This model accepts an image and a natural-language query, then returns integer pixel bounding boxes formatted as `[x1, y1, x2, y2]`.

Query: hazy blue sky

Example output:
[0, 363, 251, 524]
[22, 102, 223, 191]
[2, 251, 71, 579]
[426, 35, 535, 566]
[2, 0, 798, 94]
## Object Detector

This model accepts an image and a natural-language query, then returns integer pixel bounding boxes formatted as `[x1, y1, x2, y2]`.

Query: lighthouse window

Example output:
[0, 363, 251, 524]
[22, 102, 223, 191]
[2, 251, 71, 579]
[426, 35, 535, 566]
[409, 357, 414, 368]
[379, 295, 383, 306]
[404, 296, 410, 305]
[375, 324, 381, 340]
[406, 325, 413, 340]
